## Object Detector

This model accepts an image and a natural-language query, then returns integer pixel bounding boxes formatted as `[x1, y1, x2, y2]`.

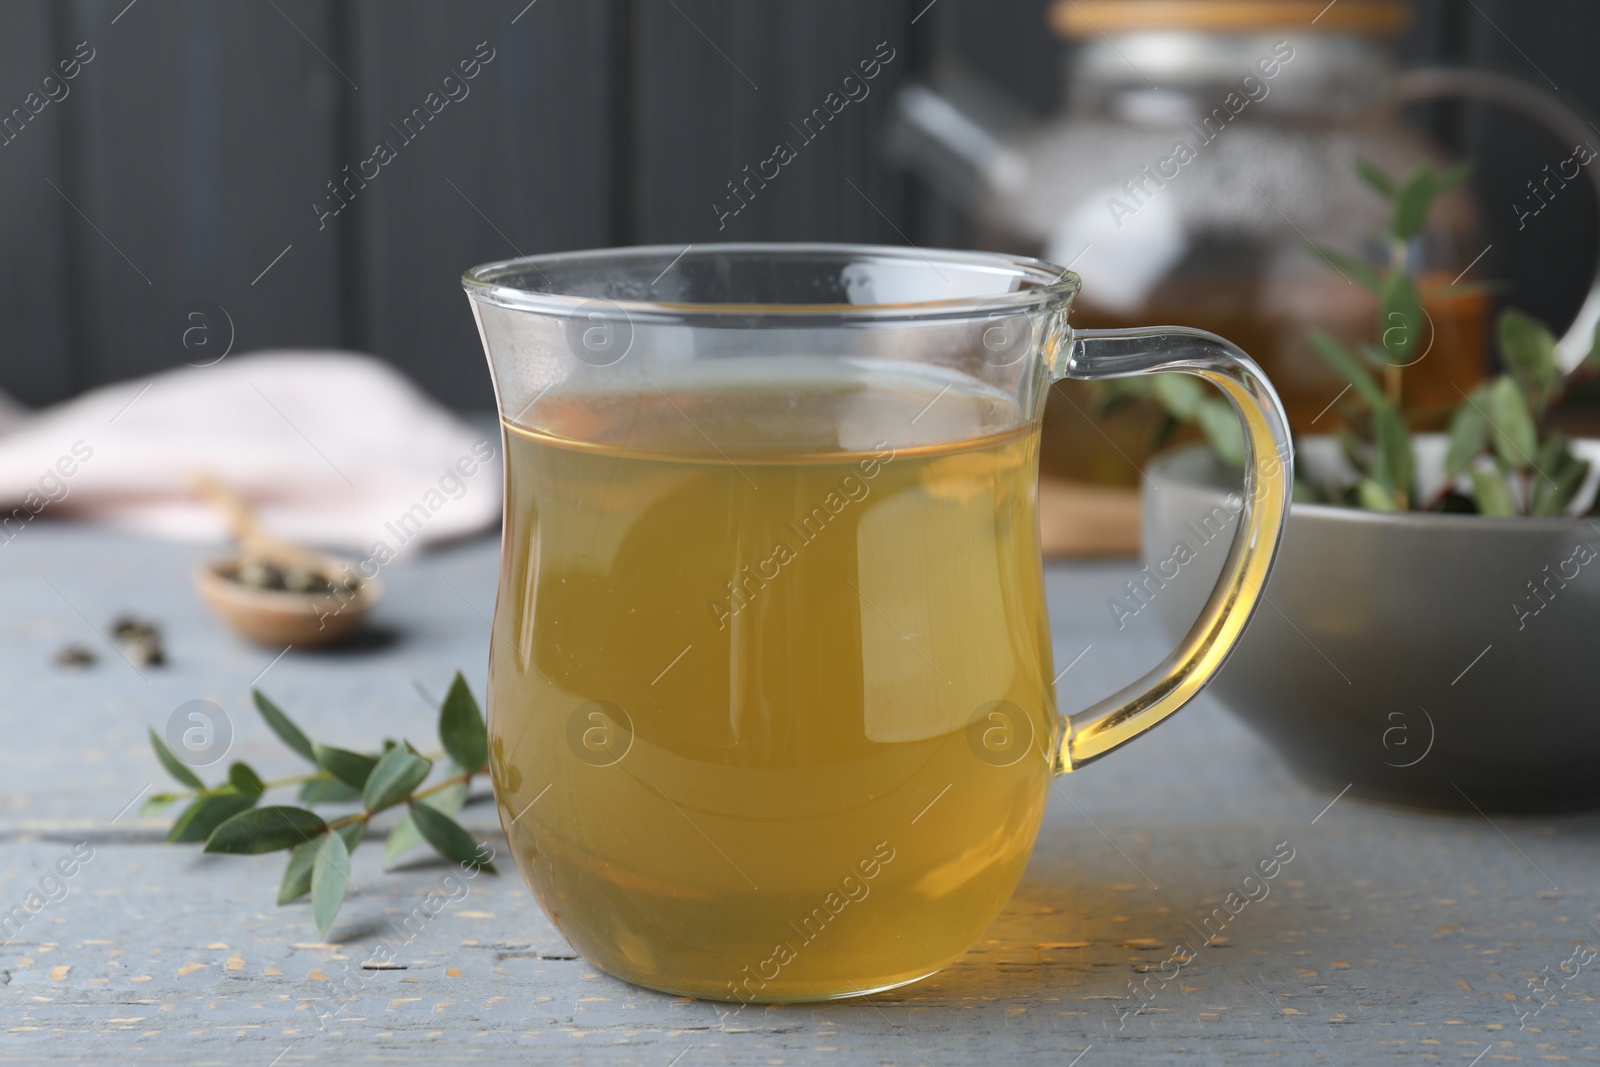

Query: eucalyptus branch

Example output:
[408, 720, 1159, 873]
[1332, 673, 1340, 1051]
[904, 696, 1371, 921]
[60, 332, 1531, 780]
[1304, 158, 1600, 517]
[146, 671, 497, 938]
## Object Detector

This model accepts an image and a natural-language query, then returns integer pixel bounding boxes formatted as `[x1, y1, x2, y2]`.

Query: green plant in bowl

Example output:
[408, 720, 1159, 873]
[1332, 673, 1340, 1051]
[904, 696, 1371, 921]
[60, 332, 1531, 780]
[1134, 156, 1600, 812]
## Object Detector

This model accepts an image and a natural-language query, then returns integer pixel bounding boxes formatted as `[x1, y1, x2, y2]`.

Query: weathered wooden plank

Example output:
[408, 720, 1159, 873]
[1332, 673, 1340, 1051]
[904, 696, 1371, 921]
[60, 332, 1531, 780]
[0, 525, 504, 834]
[5, 529, 1600, 1062]
[56, 0, 345, 390]
[632, 0, 914, 244]
[0, 1, 77, 407]
[343, 0, 616, 412]
[3, 803, 1598, 1062]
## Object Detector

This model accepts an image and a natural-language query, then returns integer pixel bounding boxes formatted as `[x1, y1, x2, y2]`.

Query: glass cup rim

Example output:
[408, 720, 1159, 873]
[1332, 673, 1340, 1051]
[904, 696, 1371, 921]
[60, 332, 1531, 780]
[461, 242, 1081, 322]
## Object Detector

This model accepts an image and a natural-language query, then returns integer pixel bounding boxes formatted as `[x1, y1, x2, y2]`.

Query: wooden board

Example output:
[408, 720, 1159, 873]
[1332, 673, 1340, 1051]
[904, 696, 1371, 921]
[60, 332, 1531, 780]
[0, 0, 79, 408]
[54, 0, 346, 392]
[631, 0, 914, 244]
[3, 526, 1598, 1062]
[5, 0, 1600, 415]
[344, 0, 617, 411]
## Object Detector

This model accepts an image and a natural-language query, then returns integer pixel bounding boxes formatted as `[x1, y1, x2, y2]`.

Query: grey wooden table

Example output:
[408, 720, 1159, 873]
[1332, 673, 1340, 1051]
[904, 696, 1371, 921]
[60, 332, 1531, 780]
[3, 526, 1597, 1065]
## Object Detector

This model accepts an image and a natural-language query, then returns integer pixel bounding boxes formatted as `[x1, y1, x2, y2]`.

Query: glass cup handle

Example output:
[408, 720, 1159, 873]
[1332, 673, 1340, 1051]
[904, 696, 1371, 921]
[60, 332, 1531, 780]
[1052, 326, 1293, 770]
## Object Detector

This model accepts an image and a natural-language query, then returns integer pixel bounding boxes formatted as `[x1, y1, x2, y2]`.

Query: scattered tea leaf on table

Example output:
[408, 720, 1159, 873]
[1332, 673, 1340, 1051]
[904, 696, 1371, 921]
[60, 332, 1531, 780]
[167, 793, 257, 844]
[311, 829, 351, 938]
[363, 745, 433, 813]
[254, 689, 316, 763]
[148, 727, 204, 790]
[410, 801, 496, 873]
[314, 743, 379, 790]
[439, 672, 489, 771]
[204, 805, 328, 855]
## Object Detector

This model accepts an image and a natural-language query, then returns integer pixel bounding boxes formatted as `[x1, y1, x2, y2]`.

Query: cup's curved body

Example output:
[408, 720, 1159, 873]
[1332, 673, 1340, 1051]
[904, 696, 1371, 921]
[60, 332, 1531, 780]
[464, 244, 1291, 1002]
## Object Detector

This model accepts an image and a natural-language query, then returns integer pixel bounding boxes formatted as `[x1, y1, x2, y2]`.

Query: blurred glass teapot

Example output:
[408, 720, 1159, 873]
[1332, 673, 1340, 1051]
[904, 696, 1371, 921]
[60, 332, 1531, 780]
[890, 0, 1600, 489]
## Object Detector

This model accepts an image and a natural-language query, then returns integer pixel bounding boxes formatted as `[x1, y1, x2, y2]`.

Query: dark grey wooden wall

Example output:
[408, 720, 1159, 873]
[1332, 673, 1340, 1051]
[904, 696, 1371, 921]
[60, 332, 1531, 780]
[2, 0, 1597, 412]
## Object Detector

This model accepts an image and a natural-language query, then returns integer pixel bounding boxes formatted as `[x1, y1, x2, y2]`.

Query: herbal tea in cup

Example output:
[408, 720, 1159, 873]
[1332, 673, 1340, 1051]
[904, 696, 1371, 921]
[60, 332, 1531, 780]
[464, 244, 1290, 1001]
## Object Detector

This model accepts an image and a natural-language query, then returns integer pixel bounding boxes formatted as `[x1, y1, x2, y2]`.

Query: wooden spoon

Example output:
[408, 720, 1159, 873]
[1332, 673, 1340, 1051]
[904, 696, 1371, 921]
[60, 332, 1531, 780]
[191, 475, 382, 647]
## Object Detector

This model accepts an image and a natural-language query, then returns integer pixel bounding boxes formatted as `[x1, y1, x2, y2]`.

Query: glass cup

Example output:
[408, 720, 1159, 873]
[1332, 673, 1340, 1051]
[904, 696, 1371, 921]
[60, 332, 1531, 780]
[462, 244, 1291, 1003]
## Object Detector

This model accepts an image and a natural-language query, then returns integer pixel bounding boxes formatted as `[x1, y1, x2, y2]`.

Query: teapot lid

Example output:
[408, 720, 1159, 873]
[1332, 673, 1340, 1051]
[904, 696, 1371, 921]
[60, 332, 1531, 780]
[1049, 0, 1411, 38]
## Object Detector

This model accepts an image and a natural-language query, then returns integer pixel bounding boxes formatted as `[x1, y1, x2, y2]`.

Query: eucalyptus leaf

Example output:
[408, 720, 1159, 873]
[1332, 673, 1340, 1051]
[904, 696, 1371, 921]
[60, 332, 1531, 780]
[1148, 372, 1205, 420]
[314, 743, 379, 790]
[337, 820, 366, 855]
[1356, 478, 1399, 512]
[1530, 435, 1589, 517]
[439, 672, 489, 772]
[1486, 376, 1538, 468]
[254, 689, 316, 763]
[228, 762, 267, 798]
[312, 829, 351, 939]
[1533, 431, 1572, 481]
[1498, 309, 1561, 413]
[1445, 388, 1491, 477]
[279, 839, 317, 905]
[363, 745, 433, 813]
[1355, 156, 1397, 199]
[300, 775, 363, 805]
[149, 727, 205, 790]
[1393, 165, 1440, 240]
[1372, 403, 1414, 500]
[1194, 398, 1246, 469]
[384, 770, 468, 865]
[1532, 459, 1588, 518]
[139, 792, 180, 818]
[1378, 272, 1424, 366]
[409, 802, 496, 873]
[1307, 242, 1383, 293]
[1471, 466, 1517, 516]
[1308, 331, 1385, 408]
[204, 805, 328, 855]
[167, 793, 257, 844]
[1089, 377, 1152, 415]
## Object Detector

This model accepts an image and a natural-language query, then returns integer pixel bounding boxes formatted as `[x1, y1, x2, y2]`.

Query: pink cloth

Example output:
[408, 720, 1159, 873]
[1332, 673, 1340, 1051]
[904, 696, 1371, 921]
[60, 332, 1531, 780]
[0, 351, 502, 554]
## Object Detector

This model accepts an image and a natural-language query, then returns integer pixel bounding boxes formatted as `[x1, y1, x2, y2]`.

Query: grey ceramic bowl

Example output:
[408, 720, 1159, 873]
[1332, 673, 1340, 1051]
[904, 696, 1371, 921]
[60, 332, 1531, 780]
[1142, 438, 1600, 813]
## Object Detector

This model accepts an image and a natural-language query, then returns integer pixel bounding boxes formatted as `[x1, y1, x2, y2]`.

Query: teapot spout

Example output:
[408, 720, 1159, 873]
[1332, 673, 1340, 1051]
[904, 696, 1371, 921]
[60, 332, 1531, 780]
[885, 61, 1032, 212]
